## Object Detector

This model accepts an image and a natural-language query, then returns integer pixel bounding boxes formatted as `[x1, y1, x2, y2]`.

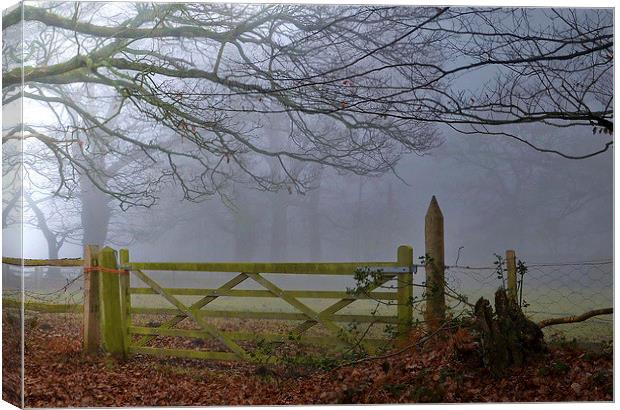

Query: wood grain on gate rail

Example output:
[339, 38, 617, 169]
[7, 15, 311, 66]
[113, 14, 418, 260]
[128, 261, 405, 275]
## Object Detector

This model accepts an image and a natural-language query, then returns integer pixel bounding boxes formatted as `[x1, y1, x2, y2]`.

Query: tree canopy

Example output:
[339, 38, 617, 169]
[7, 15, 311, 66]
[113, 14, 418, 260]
[2, 3, 613, 208]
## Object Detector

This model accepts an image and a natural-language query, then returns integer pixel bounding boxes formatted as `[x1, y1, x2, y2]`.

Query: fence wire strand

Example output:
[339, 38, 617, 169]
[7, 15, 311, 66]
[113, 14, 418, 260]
[3, 258, 613, 343]
[444, 259, 613, 342]
[3, 264, 84, 310]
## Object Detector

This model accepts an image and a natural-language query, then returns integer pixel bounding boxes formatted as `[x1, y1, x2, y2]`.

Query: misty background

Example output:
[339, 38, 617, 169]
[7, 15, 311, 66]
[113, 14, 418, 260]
[1, 4, 613, 334]
[7, 126, 612, 267]
[139, 127, 613, 267]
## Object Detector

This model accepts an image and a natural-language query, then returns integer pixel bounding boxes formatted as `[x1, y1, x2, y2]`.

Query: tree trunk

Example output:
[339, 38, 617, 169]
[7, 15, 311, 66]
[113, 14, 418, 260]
[270, 190, 288, 261]
[233, 217, 255, 261]
[474, 289, 545, 376]
[232, 192, 257, 261]
[2, 193, 18, 229]
[45, 242, 63, 281]
[352, 177, 365, 260]
[80, 174, 112, 248]
[307, 181, 322, 261]
[24, 193, 64, 279]
[77, 103, 121, 250]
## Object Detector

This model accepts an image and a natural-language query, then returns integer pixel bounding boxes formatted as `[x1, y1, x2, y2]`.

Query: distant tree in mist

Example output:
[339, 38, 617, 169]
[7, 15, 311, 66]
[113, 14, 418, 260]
[437, 125, 612, 260]
[1, 4, 613, 255]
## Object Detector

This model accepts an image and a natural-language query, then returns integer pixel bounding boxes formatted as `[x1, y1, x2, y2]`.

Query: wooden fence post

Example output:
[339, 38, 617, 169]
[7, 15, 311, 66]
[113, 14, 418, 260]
[396, 245, 414, 338]
[99, 247, 126, 358]
[119, 248, 131, 355]
[506, 250, 517, 304]
[83, 244, 101, 354]
[424, 196, 446, 329]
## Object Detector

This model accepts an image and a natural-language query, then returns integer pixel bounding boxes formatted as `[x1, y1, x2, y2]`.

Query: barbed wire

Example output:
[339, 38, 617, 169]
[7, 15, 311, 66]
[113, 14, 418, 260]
[2, 264, 84, 309]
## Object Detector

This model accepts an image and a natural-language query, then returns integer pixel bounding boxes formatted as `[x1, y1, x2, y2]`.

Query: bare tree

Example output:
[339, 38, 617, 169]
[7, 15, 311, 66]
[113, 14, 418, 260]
[2, 4, 612, 214]
[2, 3, 440, 210]
[437, 123, 612, 260]
[432, 8, 613, 159]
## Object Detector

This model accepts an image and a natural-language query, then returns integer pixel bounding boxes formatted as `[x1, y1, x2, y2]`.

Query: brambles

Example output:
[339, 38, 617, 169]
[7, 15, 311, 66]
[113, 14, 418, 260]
[517, 260, 529, 308]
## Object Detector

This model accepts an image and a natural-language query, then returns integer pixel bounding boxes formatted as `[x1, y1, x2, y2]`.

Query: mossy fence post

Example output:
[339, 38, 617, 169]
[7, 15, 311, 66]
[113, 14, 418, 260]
[83, 244, 101, 354]
[99, 247, 126, 359]
[506, 250, 517, 304]
[424, 196, 446, 329]
[119, 248, 131, 352]
[396, 245, 414, 338]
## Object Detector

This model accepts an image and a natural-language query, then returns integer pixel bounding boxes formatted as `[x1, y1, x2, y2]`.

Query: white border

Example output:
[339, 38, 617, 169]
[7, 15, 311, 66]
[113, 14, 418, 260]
[0, 1, 616, 410]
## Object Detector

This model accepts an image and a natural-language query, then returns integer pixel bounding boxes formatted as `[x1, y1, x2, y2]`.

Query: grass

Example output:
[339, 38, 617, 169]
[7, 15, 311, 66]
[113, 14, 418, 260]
[449, 286, 613, 343]
[8, 277, 612, 343]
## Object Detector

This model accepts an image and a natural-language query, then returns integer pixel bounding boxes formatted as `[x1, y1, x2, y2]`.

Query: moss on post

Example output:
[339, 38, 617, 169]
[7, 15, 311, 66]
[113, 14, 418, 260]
[99, 247, 125, 359]
[119, 248, 130, 356]
[506, 250, 517, 304]
[396, 245, 414, 338]
[83, 244, 101, 355]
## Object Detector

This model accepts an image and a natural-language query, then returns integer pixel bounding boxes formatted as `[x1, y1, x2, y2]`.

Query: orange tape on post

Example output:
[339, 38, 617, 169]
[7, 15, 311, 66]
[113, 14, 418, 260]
[83, 267, 130, 275]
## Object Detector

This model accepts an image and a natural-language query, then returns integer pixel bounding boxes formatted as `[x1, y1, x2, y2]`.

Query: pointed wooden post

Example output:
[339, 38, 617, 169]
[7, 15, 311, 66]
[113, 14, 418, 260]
[397, 245, 414, 338]
[99, 247, 125, 359]
[83, 244, 101, 354]
[119, 248, 131, 355]
[424, 196, 445, 329]
[506, 250, 517, 304]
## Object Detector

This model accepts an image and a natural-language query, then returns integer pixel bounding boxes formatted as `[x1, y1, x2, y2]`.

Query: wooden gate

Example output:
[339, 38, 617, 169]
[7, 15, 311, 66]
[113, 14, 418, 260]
[84, 245, 415, 362]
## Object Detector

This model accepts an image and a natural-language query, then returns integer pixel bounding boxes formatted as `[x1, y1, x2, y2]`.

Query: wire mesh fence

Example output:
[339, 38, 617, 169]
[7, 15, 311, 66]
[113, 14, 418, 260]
[2, 256, 613, 344]
[444, 259, 613, 343]
[2, 263, 84, 309]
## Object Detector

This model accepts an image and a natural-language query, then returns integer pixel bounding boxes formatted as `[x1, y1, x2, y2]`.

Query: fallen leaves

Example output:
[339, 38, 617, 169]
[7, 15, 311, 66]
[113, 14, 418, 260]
[2, 310, 22, 407]
[10, 313, 614, 407]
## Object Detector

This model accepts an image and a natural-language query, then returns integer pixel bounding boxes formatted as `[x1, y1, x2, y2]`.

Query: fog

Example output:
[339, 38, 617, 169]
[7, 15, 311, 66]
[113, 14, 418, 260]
[143, 134, 611, 266]
[2, 4, 613, 295]
[15, 124, 611, 268]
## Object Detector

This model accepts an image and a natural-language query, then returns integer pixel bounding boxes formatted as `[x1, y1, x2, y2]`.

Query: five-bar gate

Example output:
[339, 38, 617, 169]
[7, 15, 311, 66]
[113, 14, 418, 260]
[83, 245, 415, 361]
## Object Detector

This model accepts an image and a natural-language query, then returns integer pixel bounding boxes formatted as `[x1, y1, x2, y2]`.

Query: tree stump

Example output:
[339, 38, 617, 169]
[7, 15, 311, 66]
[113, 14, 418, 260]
[474, 289, 545, 376]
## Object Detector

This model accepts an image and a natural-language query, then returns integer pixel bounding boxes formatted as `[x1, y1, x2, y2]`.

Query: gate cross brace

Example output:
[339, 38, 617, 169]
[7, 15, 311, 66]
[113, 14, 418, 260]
[135, 273, 248, 347]
[132, 269, 249, 359]
[292, 274, 396, 337]
[246, 273, 363, 350]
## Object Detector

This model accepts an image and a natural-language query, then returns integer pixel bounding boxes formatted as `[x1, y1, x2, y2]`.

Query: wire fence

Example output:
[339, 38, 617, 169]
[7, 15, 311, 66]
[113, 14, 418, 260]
[3, 257, 614, 343]
[2, 263, 84, 309]
[444, 259, 613, 343]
